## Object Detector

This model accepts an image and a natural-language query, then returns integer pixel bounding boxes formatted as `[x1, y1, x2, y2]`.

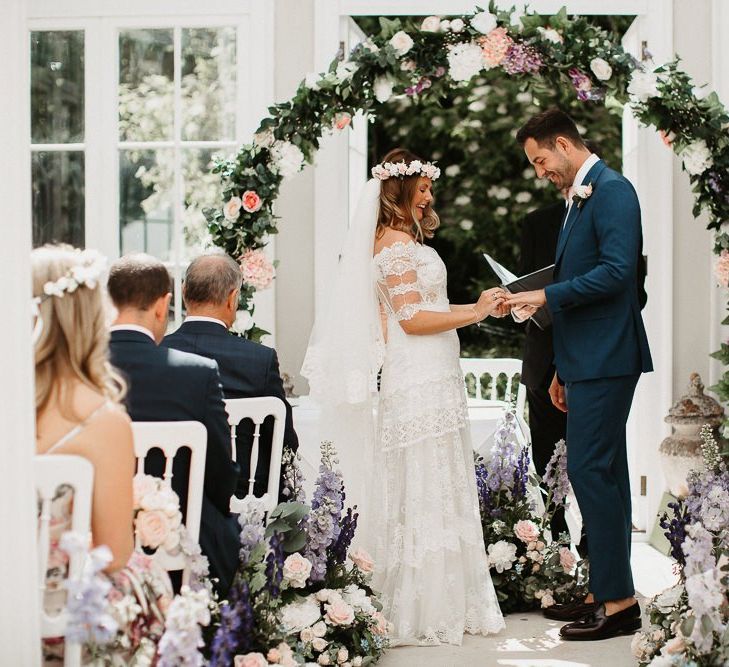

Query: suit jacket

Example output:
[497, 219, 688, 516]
[518, 201, 566, 389]
[544, 159, 653, 383]
[163, 320, 299, 498]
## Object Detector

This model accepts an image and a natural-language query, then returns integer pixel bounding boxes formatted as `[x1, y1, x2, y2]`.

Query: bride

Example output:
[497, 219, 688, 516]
[303, 148, 505, 646]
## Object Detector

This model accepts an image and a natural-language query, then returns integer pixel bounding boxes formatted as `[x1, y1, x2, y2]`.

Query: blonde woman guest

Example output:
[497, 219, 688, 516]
[33, 244, 172, 662]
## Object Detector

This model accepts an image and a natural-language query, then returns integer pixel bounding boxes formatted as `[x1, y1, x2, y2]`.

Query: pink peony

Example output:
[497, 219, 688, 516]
[514, 519, 540, 543]
[234, 653, 268, 667]
[478, 27, 513, 67]
[325, 599, 355, 626]
[240, 248, 275, 290]
[333, 112, 352, 130]
[559, 546, 577, 572]
[348, 548, 374, 573]
[135, 509, 173, 549]
[715, 250, 729, 287]
[242, 190, 263, 214]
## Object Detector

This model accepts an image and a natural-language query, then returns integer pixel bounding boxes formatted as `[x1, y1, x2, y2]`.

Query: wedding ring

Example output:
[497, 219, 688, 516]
[492, 294, 498, 301]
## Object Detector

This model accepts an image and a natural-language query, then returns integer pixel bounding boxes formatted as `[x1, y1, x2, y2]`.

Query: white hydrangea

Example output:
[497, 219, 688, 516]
[627, 69, 660, 103]
[487, 540, 518, 573]
[470, 11, 498, 34]
[447, 41, 484, 83]
[280, 597, 322, 634]
[341, 585, 375, 615]
[680, 139, 713, 176]
[271, 140, 305, 178]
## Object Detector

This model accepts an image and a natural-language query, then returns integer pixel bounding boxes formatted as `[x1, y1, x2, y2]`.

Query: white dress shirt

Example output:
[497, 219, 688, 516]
[184, 315, 227, 328]
[564, 152, 600, 225]
[109, 323, 156, 342]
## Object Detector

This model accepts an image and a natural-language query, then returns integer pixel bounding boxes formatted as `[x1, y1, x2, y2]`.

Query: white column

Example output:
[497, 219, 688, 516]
[0, 0, 41, 662]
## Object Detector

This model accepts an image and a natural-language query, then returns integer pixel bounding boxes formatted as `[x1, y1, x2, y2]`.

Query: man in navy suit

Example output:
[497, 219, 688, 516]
[505, 109, 653, 640]
[163, 252, 298, 500]
[107, 254, 240, 595]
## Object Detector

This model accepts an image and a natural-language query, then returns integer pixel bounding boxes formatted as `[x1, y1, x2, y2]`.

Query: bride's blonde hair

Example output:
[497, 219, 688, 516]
[32, 244, 125, 420]
[375, 148, 440, 243]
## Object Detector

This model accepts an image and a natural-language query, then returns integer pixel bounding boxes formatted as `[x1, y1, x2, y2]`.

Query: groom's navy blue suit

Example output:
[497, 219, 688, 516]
[544, 158, 652, 602]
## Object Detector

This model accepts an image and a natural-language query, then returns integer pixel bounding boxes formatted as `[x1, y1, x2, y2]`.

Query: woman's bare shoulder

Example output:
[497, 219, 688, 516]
[374, 228, 416, 254]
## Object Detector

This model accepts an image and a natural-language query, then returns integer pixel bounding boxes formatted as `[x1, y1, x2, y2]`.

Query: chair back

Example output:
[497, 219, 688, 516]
[131, 421, 206, 585]
[35, 454, 94, 666]
[460, 357, 526, 414]
[224, 396, 286, 515]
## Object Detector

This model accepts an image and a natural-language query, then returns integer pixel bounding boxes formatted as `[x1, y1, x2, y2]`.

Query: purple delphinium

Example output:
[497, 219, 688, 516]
[502, 42, 543, 75]
[265, 532, 285, 598]
[238, 499, 267, 566]
[659, 500, 690, 566]
[304, 441, 345, 582]
[512, 446, 530, 500]
[210, 580, 255, 666]
[544, 439, 571, 506]
[484, 410, 520, 493]
[329, 506, 359, 566]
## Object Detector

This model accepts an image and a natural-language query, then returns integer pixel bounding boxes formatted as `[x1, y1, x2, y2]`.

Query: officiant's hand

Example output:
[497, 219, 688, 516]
[503, 289, 547, 309]
[549, 372, 568, 412]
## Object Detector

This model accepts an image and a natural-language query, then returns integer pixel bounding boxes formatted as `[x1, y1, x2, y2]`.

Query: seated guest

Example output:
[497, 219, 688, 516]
[32, 245, 172, 662]
[163, 251, 299, 499]
[107, 253, 240, 595]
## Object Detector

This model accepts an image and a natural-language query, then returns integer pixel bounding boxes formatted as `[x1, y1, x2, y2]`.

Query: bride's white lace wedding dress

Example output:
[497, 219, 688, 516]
[370, 239, 505, 646]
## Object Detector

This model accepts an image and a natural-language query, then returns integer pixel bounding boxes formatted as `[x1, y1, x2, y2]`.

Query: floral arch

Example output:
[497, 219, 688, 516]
[204, 2, 729, 402]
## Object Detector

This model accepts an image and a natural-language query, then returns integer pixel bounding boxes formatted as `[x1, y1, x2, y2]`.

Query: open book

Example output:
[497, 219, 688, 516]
[484, 253, 554, 330]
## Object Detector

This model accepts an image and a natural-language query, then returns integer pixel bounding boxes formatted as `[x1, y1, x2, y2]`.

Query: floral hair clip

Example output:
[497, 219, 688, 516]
[33, 248, 107, 307]
[371, 159, 441, 181]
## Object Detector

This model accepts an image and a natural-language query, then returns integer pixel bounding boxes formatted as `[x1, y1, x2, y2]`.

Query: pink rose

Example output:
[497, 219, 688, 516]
[283, 553, 312, 588]
[348, 548, 374, 573]
[135, 509, 172, 549]
[240, 248, 275, 291]
[559, 546, 577, 572]
[224, 196, 242, 222]
[234, 653, 268, 667]
[513, 520, 540, 544]
[267, 647, 282, 663]
[371, 611, 389, 636]
[665, 636, 686, 654]
[312, 637, 328, 652]
[333, 112, 352, 130]
[325, 599, 355, 626]
[242, 190, 263, 214]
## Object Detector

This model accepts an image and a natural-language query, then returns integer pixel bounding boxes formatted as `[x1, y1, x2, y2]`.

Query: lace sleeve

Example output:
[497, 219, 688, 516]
[375, 241, 424, 322]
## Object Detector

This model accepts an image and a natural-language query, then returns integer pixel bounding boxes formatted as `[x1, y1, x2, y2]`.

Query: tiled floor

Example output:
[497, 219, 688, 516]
[379, 543, 676, 667]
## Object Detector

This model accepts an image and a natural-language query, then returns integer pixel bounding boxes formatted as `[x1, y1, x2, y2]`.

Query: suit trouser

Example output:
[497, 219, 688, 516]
[526, 380, 569, 542]
[565, 374, 638, 602]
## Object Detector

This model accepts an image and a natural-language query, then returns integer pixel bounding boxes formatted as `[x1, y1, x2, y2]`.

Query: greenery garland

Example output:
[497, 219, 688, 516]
[204, 2, 729, 425]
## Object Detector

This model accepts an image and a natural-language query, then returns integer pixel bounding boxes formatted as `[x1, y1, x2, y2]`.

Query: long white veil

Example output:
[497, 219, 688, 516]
[301, 178, 384, 526]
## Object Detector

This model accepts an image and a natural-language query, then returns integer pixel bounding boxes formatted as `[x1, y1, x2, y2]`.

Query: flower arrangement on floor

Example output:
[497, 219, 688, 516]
[475, 410, 588, 614]
[632, 426, 729, 666]
[59, 475, 216, 665]
[210, 442, 390, 666]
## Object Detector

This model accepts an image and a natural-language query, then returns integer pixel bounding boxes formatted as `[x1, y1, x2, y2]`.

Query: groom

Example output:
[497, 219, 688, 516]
[504, 108, 653, 640]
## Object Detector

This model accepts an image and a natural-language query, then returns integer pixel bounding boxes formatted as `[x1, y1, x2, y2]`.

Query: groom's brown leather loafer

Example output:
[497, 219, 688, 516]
[559, 602, 642, 641]
[543, 597, 598, 622]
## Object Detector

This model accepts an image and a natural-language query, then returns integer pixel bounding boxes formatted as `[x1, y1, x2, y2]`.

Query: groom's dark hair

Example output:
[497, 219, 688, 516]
[516, 108, 586, 149]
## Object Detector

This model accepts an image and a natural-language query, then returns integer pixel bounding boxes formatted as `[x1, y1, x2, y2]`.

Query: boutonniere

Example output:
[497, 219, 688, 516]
[572, 183, 593, 209]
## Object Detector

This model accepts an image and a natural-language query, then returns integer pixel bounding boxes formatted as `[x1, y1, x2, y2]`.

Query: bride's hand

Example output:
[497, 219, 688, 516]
[473, 288, 506, 321]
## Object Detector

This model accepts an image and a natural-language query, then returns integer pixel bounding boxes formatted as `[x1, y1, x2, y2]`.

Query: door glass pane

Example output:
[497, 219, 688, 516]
[181, 27, 237, 141]
[182, 148, 220, 258]
[119, 149, 174, 258]
[32, 151, 85, 247]
[31, 31, 84, 144]
[119, 30, 174, 142]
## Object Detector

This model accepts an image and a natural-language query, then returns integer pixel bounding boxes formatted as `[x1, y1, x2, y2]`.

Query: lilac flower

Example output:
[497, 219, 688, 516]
[157, 586, 211, 667]
[682, 523, 715, 577]
[485, 410, 521, 493]
[304, 441, 345, 582]
[238, 498, 267, 566]
[502, 42, 543, 75]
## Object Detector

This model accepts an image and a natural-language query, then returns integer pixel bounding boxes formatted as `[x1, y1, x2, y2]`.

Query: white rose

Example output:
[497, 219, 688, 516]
[460, 220, 473, 231]
[447, 42, 484, 83]
[420, 16, 441, 32]
[455, 195, 471, 206]
[487, 540, 518, 573]
[510, 8, 526, 29]
[445, 165, 460, 177]
[271, 141, 305, 178]
[440, 20, 451, 32]
[627, 69, 660, 103]
[223, 196, 242, 222]
[312, 621, 328, 638]
[253, 128, 275, 148]
[335, 60, 358, 83]
[283, 553, 313, 588]
[373, 75, 394, 103]
[680, 139, 713, 176]
[300, 627, 315, 643]
[312, 637, 328, 652]
[470, 11, 497, 34]
[590, 57, 613, 81]
[449, 18, 465, 33]
[305, 73, 321, 90]
[389, 30, 414, 56]
[337, 648, 348, 664]
[231, 310, 254, 334]
[537, 27, 563, 44]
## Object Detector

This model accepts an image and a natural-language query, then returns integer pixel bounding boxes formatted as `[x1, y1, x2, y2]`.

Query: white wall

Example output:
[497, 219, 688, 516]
[274, 0, 316, 393]
[0, 0, 41, 661]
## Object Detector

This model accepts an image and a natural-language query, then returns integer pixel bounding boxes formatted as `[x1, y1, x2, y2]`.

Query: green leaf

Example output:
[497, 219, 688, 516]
[282, 531, 308, 553]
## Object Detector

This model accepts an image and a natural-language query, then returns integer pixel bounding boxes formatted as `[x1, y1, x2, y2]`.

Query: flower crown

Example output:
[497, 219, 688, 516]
[371, 159, 441, 181]
[33, 248, 107, 309]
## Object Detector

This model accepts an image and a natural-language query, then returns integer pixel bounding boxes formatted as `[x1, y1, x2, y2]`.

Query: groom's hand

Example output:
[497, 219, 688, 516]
[548, 372, 568, 412]
[503, 289, 547, 309]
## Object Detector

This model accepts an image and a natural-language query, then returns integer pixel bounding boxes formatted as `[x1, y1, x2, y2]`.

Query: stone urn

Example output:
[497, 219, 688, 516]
[659, 373, 724, 497]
